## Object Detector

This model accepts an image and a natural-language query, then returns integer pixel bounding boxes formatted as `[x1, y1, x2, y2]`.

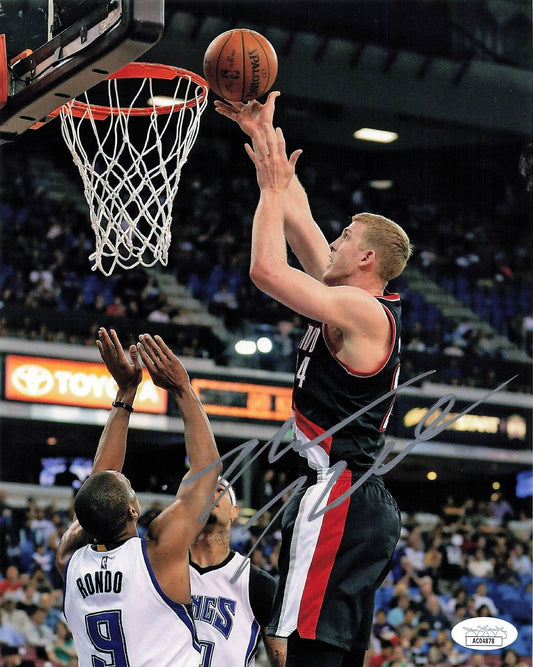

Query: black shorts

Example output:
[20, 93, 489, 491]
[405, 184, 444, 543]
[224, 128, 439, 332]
[267, 468, 401, 652]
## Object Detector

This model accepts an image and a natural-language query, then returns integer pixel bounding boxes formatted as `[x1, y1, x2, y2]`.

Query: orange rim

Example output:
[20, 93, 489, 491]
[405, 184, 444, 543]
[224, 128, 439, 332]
[53, 63, 209, 120]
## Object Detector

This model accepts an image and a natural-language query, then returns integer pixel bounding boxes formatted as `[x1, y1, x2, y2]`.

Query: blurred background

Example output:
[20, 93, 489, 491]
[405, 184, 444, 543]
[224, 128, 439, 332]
[0, 1, 531, 663]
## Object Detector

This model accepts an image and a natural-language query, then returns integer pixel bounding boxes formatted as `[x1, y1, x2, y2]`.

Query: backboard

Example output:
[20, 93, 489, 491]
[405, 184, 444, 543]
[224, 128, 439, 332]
[0, 0, 164, 144]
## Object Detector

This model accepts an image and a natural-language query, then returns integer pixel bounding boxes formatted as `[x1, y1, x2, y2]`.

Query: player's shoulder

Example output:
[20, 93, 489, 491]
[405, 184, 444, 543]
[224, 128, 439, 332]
[249, 562, 277, 591]
[247, 562, 277, 623]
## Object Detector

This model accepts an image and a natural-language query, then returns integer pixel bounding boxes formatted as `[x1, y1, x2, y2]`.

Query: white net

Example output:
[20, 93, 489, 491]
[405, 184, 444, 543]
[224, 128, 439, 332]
[59, 65, 209, 275]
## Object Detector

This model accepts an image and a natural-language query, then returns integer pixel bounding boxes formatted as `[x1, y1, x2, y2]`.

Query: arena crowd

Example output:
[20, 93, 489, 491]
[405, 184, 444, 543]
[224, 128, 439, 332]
[0, 480, 531, 666]
[0, 137, 531, 392]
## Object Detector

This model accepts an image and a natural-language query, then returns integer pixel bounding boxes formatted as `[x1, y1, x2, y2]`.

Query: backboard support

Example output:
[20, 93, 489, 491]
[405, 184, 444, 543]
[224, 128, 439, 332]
[0, 0, 165, 144]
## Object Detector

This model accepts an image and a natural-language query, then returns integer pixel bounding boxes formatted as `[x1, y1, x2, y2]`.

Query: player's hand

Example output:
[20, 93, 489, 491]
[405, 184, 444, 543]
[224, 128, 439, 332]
[137, 334, 190, 396]
[214, 91, 280, 137]
[97, 328, 142, 392]
[245, 124, 302, 192]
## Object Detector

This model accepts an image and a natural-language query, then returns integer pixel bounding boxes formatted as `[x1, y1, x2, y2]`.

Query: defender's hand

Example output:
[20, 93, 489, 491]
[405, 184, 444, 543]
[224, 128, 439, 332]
[137, 334, 190, 396]
[97, 328, 142, 392]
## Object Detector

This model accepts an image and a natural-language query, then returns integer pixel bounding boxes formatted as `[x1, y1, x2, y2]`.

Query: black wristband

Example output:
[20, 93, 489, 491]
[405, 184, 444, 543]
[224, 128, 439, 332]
[112, 400, 134, 413]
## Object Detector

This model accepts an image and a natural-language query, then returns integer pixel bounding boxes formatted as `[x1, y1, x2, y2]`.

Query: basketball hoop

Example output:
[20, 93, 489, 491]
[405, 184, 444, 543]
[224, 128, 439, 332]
[57, 62, 209, 275]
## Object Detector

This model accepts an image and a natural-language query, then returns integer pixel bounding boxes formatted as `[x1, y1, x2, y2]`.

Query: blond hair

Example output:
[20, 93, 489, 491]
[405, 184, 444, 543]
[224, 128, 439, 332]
[353, 212, 413, 282]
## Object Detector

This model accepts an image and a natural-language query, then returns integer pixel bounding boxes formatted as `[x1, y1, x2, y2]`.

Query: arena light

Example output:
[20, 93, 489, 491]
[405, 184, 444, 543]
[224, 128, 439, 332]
[257, 337, 273, 353]
[354, 128, 398, 143]
[369, 180, 394, 190]
[234, 340, 257, 355]
[148, 95, 186, 107]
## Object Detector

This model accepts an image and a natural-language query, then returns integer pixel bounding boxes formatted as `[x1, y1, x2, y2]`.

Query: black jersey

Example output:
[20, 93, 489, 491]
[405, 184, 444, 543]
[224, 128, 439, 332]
[292, 293, 401, 471]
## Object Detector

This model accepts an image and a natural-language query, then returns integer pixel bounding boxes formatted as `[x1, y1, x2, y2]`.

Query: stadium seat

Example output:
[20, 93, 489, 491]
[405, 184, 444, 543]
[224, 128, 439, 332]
[460, 575, 491, 595]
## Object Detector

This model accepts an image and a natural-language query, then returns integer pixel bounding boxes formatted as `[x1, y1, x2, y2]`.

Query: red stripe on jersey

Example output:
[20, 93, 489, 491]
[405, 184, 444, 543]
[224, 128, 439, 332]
[297, 473, 352, 638]
[294, 406, 333, 455]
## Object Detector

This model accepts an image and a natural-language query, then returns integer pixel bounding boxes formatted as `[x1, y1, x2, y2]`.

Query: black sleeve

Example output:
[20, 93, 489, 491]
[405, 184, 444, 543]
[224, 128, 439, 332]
[248, 564, 277, 626]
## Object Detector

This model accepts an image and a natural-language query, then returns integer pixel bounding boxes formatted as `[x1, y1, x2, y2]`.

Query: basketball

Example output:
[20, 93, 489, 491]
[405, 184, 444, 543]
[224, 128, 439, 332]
[203, 29, 278, 102]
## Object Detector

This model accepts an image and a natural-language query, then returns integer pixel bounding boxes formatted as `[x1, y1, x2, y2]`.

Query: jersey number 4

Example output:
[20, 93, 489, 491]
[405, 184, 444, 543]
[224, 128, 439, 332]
[295, 355, 311, 388]
[86, 610, 130, 667]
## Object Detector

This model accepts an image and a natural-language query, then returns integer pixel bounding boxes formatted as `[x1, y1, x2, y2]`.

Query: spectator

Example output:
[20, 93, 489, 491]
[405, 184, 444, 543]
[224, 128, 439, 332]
[468, 547, 494, 578]
[0, 612, 25, 665]
[422, 543, 444, 593]
[449, 601, 469, 627]
[404, 532, 426, 577]
[146, 292, 175, 322]
[0, 490, 11, 514]
[36, 592, 62, 634]
[508, 542, 532, 576]
[470, 654, 492, 667]
[387, 594, 411, 627]
[48, 619, 78, 666]
[461, 498, 478, 524]
[397, 608, 419, 636]
[392, 554, 420, 589]
[372, 609, 398, 644]
[450, 317, 476, 350]
[418, 595, 451, 633]
[368, 637, 396, 667]
[125, 297, 141, 318]
[492, 538, 520, 586]
[439, 529, 466, 582]
[408, 633, 430, 667]
[31, 545, 53, 576]
[28, 264, 53, 291]
[382, 644, 409, 667]
[476, 603, 492, 617]
[443, 584, 468, 619]
[29, 506, 56, 548]
[90, 294, 107, 315]
[23, 605, 55, 656]
[499, 649, 522, 667]
[0, 593, 31, 639]
[440, 496, 463, 524]
[105, 295, 126, 317]
[411, 576, 434, 612]
[29, 566, 53, 594]
[440, 636, 467, 666]
[254, 468, 277, 510]
[210, 282, 239, 320]
[269, 319, 299, 372]
[488, 493, 514, 521]
[406, 333, 426, 353]
[14, 582, 39, 614]
[472, 582, 498, 616]
[140, 274, 160, 302]
[0, 567, 21, 596]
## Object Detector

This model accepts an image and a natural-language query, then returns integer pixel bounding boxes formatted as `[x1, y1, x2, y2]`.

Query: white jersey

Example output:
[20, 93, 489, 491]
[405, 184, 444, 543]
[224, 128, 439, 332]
[189, 551, 265, 667]
[64, 537, 201, 667]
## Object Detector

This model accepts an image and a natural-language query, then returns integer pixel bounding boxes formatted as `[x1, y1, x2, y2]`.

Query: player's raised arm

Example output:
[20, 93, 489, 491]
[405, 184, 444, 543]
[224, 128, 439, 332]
[216, 92, 330, 280]
[136, 334, 222, 600]
[247, 126, 378, 319]
[92, 327, 142, 473]
[56, 328, 142, 574]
